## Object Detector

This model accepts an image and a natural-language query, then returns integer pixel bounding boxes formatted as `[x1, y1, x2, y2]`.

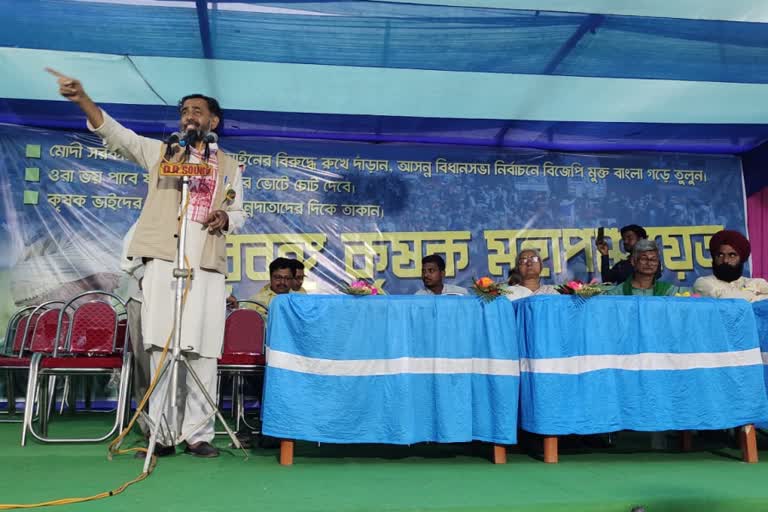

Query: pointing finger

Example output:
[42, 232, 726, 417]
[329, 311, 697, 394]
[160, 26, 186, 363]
[45, 67, 69, 79]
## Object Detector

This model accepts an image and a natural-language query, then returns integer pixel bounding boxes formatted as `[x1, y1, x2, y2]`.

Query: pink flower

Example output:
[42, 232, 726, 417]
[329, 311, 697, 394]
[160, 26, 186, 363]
[351, 281, 367, 289]
[567, 280, 583, 290]
[370, 288, 379, 295]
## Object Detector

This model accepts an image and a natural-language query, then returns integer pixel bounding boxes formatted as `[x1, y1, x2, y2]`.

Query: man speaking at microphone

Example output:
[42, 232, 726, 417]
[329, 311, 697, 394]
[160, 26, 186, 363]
[48, 68, 245, 458]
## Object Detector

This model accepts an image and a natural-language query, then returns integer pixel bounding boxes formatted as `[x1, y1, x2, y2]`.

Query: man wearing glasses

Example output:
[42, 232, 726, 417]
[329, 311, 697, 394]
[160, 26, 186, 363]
[693, 230, 768, 302]
[505, 249, 559, 301]
[247, 257, 296, 311]
[605, 240, 686, 296]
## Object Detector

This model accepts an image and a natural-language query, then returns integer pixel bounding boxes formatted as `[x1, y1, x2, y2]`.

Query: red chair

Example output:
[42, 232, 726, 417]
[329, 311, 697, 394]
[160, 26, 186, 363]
[0, 305, 39, 421]
[1, 302, 70, 421]
[21, 291, 132, 445]
[217, 301, 267, 433]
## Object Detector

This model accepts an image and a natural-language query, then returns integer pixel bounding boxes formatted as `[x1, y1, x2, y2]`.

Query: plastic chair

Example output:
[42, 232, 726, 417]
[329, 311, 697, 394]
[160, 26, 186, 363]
[21, 291, 132, 445]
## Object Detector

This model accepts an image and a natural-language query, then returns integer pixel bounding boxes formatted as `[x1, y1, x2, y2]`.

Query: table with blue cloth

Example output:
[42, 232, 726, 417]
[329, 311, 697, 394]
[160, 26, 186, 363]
[750, 299, 768, 428]
[512, 295, 768, 462]
[262, 294, 520, 464]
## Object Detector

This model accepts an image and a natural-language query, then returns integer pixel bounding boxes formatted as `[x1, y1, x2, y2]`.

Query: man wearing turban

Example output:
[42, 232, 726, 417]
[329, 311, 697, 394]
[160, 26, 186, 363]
[693, 230, 768, 301]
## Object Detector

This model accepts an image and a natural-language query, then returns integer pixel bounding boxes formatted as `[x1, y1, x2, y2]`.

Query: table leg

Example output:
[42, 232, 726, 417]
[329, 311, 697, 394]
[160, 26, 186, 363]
[741, 424, 758, 464]
[680, 430, 693, 452]
[492, 444, 507, 464]
[279, 439, 294, 466]
[543, 436, 558, 464]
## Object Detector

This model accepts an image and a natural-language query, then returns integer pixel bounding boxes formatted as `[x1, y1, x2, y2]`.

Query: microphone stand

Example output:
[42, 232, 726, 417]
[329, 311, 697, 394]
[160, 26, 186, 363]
[142, 141, 244, 473]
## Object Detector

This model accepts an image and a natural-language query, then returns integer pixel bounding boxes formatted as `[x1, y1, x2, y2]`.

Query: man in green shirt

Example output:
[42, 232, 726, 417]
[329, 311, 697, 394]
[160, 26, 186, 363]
[605, 239, 687, 296]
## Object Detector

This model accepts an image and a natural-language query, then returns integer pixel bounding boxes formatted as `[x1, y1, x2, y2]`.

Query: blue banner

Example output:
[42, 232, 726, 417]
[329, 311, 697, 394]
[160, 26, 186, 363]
[0, 123, 747, 343]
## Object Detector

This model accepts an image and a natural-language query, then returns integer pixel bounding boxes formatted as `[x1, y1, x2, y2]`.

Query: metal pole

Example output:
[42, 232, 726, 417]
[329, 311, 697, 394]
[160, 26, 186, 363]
[169, 175, 192, 442]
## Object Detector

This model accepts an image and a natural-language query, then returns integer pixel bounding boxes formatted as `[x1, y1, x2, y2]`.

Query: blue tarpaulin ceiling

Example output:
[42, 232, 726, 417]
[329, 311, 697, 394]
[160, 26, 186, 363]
[2, 0, 768, 153]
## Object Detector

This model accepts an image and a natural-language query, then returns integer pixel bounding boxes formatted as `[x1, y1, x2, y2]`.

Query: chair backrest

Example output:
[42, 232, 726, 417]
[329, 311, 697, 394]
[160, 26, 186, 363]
[11, 316, 31, 355]
[116, 318, 128, 353]
[67, 301, 118, 355]
[28, 308, 70, 354]
[236, 299, 269, 317]
[17, 312, 41, 352]
[3, 306, 37, 356]
[222, 308, 266, 356]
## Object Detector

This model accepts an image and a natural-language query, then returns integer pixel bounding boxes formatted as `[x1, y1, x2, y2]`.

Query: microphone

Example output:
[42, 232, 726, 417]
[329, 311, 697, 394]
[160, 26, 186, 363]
[183, 128, 200, 147]
[164, 131, 185, 160]
[201, 131, 218, 161]
[166, 131, 183, 145]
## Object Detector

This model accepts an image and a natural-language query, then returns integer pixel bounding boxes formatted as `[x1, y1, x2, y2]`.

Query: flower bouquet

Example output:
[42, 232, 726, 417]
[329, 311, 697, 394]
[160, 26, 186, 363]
[344, 280, 381, 296]
[556, 279, 613, 298]
[471, 277, 510, 302]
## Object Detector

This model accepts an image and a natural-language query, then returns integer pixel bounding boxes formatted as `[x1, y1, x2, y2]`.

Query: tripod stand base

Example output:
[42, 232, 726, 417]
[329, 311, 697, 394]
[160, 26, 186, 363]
[142, 349, 247, 472]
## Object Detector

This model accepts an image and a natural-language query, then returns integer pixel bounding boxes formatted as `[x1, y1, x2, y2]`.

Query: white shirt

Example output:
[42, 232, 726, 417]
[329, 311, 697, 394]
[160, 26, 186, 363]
[415, 283, 469, 296]
[505, 284, 559, 302]
[693, 275, 768, 302]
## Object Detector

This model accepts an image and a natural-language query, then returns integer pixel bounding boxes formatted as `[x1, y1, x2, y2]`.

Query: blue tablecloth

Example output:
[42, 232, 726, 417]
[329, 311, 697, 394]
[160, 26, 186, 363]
[262, 294, 520, 445]
[512, 295, 768, 435]
[751, 300, 768, 426]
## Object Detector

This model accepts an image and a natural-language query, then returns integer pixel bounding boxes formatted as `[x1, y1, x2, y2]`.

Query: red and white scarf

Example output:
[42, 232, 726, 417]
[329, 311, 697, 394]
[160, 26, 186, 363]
[186, 145, 219, 224]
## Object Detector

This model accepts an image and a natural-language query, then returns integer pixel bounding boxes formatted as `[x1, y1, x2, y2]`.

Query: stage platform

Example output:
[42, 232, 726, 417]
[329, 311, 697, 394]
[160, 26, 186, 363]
[2, 417, 768, 512]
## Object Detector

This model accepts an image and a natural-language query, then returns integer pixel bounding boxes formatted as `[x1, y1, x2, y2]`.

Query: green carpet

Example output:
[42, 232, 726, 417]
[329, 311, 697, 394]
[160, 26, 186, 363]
[2, 417, 768, 512]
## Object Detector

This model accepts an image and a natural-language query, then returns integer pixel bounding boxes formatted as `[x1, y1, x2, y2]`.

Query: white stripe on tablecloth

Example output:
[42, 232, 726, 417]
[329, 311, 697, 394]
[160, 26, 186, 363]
[266, 348, 520, 377]
[521, 348, 763, 375]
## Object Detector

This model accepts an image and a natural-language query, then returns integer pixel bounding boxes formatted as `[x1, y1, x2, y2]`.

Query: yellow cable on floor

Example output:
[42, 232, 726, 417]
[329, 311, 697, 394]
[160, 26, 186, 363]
[0, 198, 196, 509]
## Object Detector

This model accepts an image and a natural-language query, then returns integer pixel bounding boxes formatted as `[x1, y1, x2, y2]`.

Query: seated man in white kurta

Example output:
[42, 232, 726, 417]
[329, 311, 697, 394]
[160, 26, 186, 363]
[694, 229, 768, 302]
[49, 69, 245, 458]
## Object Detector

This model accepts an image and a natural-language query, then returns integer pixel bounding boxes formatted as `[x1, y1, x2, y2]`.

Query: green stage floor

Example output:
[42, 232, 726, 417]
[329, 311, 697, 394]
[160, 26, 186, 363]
[2, 417, 768, 512]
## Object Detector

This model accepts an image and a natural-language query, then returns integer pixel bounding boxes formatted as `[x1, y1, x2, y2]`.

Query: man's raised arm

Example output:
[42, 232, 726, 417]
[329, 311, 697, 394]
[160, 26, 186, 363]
[46, 67, 161, 170]
[46, 67, 104, 129]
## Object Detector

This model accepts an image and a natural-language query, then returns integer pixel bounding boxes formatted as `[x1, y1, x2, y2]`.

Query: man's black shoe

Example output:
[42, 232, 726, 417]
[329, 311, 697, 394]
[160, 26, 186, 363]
[184, 441, 220, 458]
[231, 430, 253, 449]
